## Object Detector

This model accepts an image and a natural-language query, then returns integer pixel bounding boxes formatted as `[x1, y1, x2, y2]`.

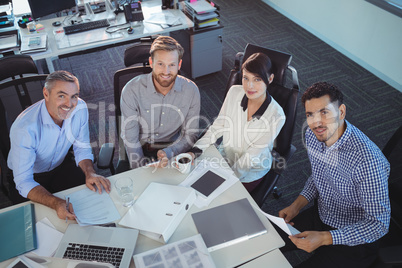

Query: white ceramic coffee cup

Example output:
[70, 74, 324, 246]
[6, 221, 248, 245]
[171, 153, 192, 174]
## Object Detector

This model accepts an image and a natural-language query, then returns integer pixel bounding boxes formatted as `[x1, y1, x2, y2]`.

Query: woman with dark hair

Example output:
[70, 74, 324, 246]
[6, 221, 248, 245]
[188, 52, 286, 192]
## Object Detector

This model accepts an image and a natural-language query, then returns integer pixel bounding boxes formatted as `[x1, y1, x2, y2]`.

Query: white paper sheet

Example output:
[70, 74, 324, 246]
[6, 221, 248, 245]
[253, 205, 300, 236]
[31, 218, 64, 257]
[66, 188, 120, 226]
[179, 159, 238, 208]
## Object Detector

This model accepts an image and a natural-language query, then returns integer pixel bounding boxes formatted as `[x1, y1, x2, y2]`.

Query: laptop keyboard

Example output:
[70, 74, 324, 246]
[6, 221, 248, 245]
[63, 243, 124, 267]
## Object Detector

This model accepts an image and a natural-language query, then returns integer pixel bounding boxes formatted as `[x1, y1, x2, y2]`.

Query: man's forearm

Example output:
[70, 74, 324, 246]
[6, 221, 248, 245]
[78, 159, 96, 177]
[292, 195, 309, 211]
[27, 185, 64, 210]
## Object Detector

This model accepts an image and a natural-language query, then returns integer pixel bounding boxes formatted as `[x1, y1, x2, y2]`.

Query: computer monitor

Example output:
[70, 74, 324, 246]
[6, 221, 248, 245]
[0, 0, 11, 6]
[27, 0, 77, 19]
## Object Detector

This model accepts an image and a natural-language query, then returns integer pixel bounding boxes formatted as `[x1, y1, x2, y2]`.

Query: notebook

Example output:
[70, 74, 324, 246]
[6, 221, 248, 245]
[54, 224, 139, 268]
[191, 198, 267, 252]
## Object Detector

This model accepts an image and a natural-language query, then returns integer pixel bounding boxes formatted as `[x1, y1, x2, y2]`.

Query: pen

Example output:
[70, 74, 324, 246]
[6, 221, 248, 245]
[65, 197, 70, 223]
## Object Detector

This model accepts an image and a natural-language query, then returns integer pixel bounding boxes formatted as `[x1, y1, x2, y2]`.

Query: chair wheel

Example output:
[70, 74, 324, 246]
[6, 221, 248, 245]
[273, 187, 282, 199]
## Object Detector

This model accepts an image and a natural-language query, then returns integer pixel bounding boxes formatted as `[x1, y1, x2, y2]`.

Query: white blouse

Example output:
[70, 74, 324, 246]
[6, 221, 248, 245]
[194, 85, 286, 183]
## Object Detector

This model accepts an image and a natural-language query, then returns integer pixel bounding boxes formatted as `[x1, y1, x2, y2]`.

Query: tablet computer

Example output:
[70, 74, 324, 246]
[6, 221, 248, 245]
[190, 170, 225, 198]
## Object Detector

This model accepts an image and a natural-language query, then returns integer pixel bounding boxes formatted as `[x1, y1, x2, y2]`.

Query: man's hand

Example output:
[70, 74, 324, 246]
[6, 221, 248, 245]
[279, 204, 300, 225]
[279, 195, 309, 225]
[55, 198, 76, 221]
[86, 173, 111, 194]
[156, 150, 169, 168]
[27, 185, 76, 220]
[289, 231, 333, 253]
[79, 159, 111, 194]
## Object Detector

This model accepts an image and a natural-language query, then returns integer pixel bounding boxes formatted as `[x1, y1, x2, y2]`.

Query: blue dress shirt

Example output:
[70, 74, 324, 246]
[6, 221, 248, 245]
[7, 99, 93, 198]
[300, 120, 390, 246]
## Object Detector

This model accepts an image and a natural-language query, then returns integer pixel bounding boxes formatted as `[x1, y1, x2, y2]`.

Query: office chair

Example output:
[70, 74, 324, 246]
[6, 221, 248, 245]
[0, 54, 39, 82]
[123, 42, 152, 68]
[224, 43, 300, 207]
[0, 75, 48, 196]
[97, 65, 152, 174]
[371, 125, 402, 268]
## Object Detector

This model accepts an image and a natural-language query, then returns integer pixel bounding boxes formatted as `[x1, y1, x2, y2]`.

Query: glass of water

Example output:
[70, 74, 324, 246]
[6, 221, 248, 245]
[114, 177, 135, 207]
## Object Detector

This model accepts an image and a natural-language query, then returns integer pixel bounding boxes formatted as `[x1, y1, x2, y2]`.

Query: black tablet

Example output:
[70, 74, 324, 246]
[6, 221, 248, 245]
[190, 170, 225, 198]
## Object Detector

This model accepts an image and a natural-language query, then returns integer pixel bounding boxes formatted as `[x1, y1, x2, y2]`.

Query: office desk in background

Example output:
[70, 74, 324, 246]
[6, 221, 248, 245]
[0, 146, 290, 268]
[17, 0, 194, 72]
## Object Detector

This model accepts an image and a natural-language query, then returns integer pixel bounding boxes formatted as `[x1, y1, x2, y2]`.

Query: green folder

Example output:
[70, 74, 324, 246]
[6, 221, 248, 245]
[0, 203, 37, 262]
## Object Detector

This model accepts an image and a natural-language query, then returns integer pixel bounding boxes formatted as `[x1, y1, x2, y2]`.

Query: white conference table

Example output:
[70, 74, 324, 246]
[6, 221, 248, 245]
[17, 0, 194, 72]
[0, 146, 289, 268]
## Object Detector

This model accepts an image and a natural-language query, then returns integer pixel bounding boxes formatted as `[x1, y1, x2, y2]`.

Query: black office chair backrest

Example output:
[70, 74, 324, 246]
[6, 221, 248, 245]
[113, 66, 152, 164]
[242, 43, 292, 86]
[0, 75, 48, 128]
[0, 74, 48, 196]
[123, 42, 152, 68]
[225, 44, 299, 157]
[0, 55, 39, 82]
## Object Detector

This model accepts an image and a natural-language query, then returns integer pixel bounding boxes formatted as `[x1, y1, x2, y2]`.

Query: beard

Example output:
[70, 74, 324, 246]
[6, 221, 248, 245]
[152, 72, 177, 89]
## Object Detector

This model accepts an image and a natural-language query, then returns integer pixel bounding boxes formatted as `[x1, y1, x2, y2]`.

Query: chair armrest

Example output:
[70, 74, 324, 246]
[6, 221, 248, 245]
[287, 65, 299, 91]
[97, 143, 115, 169]
[234, 52, 244, 71]
[378, 245, 402, 264]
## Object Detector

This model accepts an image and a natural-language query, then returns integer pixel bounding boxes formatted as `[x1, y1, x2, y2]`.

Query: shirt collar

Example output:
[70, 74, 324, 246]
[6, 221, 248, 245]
[148, 73, 182, 94]
[40, 100, 56, 125]
[240, 93, 271, 119]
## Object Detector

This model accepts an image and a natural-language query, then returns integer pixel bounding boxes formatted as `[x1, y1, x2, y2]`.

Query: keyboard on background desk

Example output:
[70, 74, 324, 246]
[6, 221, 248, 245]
[63, 19, 110, 35]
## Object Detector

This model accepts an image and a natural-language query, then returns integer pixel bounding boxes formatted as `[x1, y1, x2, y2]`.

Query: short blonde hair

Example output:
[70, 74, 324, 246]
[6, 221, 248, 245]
[149, 36, 184, 61]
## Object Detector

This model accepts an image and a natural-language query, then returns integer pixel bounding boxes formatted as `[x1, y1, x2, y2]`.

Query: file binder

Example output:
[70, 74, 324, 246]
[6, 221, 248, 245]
[119, 182, 196, 243]
[0, 203, 37, 262]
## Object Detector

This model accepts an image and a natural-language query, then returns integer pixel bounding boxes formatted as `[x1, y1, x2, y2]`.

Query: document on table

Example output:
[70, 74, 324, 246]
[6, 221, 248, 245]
[253, 205, 300, 236]
[66, 188, 120, 226]
[32, 218, 63, 257]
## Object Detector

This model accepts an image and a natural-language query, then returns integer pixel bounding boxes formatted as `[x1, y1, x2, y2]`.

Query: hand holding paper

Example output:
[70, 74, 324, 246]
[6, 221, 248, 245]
[253, 205, 300, 236]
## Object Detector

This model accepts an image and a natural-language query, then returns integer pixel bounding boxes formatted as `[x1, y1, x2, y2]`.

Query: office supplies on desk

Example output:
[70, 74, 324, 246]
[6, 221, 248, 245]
[192, 198, 267, 252]
[124, 1, 144, 22]
[0, 203, 37, 262]
[133, 234, 216, 268]
[20, 34, 47, 54]
[119, 182, 196, 243]
[66, 187, 120, 226]
[63, 19, 110, 35]
[54, 224, 139, 268]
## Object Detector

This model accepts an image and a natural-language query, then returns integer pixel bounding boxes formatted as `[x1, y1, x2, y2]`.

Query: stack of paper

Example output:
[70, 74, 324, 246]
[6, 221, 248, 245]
[183, 0, 220, 29]
[20, 34, 48, 54]
[133, 234, 215, 268]
[65, 188, 120, 226]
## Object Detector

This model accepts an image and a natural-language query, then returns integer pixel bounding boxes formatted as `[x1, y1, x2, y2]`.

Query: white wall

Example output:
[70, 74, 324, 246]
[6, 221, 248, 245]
[263, 0, 402, 92]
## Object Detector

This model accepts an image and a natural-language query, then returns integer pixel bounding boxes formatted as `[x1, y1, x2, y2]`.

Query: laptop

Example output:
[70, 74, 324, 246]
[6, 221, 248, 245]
[54, 224, 139, 268]
[192, 198, 267, 252]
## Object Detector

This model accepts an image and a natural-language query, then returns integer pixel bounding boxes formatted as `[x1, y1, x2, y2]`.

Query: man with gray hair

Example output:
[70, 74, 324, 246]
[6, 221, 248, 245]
[8, 70, 111, 220]
[121, 35, 200, 169]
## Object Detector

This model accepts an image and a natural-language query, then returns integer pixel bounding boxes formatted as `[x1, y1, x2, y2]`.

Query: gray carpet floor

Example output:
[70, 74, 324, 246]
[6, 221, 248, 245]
[1, 0, 402, 266]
